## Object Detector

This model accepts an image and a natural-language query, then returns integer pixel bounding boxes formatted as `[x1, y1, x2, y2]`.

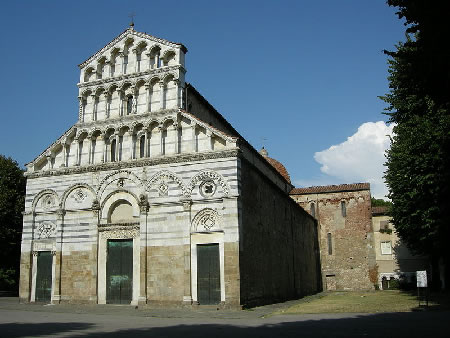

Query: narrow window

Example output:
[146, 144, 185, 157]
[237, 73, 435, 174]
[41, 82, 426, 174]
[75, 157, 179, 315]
[381, 241, 392, 255]
[157, 53, 161, 68]
[327, 233, 332, 255]
[139, 135, 145, 158]
[110, 63, 115, 77]
[341, 201, 346, 217]
[111, 139, 116, 162]
[310, 203, 316, 218]
[127, 96, 133, 115]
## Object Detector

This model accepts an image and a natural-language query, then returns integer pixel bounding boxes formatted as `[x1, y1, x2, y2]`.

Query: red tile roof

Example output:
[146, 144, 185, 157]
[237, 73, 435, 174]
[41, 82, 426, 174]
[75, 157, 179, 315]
[290, 183, 370, 195]
[263, 156, 291, 183]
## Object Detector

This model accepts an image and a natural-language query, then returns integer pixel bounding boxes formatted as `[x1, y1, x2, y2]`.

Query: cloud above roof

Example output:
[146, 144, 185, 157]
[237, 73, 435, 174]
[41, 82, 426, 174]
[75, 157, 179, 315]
[313, 121, 394, 199]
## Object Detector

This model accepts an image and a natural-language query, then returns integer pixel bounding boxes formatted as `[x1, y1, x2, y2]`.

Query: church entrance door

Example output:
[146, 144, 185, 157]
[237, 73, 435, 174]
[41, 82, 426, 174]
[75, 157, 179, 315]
[197, 243, 220, 305]
[106, 239, 133, 304]
[35, 251, 52, 302]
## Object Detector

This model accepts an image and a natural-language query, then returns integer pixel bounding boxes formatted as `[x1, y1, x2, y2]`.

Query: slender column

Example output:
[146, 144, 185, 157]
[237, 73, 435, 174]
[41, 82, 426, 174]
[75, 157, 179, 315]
[155, 53, 160, 68]
[131, 86, 137, 114]
[145, 52, 151, 70]
[118, 51, 124, 75]
[173, 79, 180, 108]
[103, 61, 110, 78]
[127, 131, 133, 160]
[54, 209, 65, 304]
[102, 134, 108, 162]
[45, 152, 52, 170]
[103, 92, 110, 118]
[132, 48, 138, 72]
[159, 126, 164, 156]
[61, 138, 66, 167]
[190, 124, 196, 152]
[144, 131, 149, 157]
[145, 84, 150, 112]
[206, 130, 213, 151]
[115, 132, 120, 161]
[75, 137, 80, 166]
[182, 200, 193, 304]
[78, 96, 83, 122]
[87, 135, 93, 164]
[116, 89, 123, 116]
[159, 81, 165, 110]
[173, 123, 179, 154]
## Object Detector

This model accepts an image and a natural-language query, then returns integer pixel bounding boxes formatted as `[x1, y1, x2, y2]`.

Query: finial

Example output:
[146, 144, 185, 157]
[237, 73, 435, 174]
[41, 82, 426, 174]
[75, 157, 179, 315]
[259, 147, 268, 157]
[128, 13, 135, 28]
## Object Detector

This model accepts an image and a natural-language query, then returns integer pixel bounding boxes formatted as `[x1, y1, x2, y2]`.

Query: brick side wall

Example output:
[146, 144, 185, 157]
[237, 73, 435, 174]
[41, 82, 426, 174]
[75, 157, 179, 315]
[291, 189, 375, 290]
[239, 158, 322, 307]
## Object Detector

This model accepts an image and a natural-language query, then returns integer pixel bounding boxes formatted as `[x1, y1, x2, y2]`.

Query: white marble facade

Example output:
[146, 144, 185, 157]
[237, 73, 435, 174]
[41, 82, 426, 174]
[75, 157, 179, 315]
[20, 26, 296, 307]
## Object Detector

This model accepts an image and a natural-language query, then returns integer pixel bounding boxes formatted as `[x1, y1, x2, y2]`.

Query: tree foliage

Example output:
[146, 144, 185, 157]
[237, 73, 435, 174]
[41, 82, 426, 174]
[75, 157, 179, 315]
[383, 1, 450, 257]
[371, 197, 392, 209]
[0, 155, 26, 290]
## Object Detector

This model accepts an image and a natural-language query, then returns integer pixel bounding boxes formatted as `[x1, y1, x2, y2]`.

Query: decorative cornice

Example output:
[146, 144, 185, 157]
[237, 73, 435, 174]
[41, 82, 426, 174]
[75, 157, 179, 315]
[25, 149, 240, 179]
[77, 65, 184, 88]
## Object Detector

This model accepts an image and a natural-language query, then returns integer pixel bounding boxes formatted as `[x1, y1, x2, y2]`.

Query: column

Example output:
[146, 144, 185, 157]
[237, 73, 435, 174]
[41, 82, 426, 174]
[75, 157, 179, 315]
[173, 123, 179, 154]
[173, 79, 180, 108]
[104, 92, 110, 118]
[116, 89, 123, 116]
[127, 131, 133, 160]
[145, 84, 150, 112]
[190, 124, 197, 152]
[115, 132, 120, 161]
[131, 87, 137, 114]
[78, 96, 83, 122]
[61, 138, 66, 167]
[138, 194, 149, 305]
[54, 209, 65, 304]
[145, 52, 151, 70]
[145, 131, 149, 157]
[75, 137, 80, 166]
[206, 130, 213, 151]
[159, 81, 165, 110]
[87, 135, 93, 164]
[132, 48, 138, 72]
[102, 134, 108, 162]
[103, 61, 110, 78]
[182, 200, 192, 304]
[118, 51, 124, 75]
[46, 152, 52, 170]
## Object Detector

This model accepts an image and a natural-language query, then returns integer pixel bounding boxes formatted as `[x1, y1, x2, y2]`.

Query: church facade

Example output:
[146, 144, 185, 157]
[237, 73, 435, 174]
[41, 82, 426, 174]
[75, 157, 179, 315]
[19, 27, 321, 308]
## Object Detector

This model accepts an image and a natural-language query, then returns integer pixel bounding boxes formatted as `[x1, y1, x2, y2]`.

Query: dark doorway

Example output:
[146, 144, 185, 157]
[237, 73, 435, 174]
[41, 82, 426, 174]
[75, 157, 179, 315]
[197, 243, 220, 305]
[35, 251, 52, 302]
[106, 239, 133, 304]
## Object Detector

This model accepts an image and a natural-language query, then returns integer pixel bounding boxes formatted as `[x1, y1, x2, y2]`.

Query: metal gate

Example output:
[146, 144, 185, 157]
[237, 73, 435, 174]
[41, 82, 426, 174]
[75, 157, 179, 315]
[106, 239, 133, 304]
[35, 251, 52, 302]
[197, 243, 220, 305]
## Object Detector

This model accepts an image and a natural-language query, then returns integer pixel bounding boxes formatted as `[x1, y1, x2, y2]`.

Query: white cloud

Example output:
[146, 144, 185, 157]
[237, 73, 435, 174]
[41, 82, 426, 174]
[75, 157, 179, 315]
[312, 121, 394, 199]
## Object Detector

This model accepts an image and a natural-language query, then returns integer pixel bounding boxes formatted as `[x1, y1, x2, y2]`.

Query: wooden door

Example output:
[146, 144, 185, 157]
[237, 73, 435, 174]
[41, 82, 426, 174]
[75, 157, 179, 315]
[106, 239, 133, 304]
[35, 251, 52, 302]
[197, 244, 220, 305]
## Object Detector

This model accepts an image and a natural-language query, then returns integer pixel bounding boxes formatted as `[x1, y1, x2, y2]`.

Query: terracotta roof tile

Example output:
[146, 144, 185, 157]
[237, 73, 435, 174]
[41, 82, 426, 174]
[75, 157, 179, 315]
[263, 156, 291, 183]
[290, 183, 370, 195]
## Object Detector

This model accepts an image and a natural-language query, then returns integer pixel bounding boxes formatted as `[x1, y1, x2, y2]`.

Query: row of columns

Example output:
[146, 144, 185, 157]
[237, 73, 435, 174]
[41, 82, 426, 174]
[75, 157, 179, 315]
[86, 48, 165, 81]
[78, 79, 180, 122]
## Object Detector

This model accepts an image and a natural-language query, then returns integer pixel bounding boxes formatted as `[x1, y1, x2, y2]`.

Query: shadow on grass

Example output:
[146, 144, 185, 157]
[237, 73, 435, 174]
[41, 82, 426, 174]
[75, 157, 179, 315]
[400, 289, 450, 311]
[1, 311, 449, 338]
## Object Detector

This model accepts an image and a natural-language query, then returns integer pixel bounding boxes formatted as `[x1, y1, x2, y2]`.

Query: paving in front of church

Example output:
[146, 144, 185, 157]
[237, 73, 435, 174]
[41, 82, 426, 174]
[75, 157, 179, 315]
[0, 297, 447, 337]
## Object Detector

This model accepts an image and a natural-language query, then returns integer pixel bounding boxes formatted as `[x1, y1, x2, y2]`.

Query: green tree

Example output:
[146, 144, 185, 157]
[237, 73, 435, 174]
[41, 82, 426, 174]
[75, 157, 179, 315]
[0, 155, 26, 291]
[383, 1, 450, 288]
[371, 197, 392, 209]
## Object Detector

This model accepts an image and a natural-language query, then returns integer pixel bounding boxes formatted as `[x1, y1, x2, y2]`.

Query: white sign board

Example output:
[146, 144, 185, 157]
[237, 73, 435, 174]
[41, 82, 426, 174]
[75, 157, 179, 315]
[416, 270, 427, 288]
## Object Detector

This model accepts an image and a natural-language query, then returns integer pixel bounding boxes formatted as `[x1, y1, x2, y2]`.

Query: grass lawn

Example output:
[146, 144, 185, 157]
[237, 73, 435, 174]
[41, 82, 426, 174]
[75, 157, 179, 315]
[276, 290, 445, 314]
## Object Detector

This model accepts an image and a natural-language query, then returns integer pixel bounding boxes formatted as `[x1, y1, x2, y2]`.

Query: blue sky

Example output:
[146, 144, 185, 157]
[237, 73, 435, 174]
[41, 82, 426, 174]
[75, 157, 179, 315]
[0, 1, 405, 198]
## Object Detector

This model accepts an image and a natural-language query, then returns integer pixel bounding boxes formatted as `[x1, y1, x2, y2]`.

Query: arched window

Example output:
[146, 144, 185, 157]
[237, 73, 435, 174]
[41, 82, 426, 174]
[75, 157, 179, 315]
[111, 139, 116, 162]
[139, 135, 145, 158]
[127, 96, 133, 115]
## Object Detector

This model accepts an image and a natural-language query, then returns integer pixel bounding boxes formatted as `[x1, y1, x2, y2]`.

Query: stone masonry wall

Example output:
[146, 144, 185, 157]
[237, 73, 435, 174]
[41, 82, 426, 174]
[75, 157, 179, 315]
[292, 189, 375, 290]
[239, 158, 322, 307]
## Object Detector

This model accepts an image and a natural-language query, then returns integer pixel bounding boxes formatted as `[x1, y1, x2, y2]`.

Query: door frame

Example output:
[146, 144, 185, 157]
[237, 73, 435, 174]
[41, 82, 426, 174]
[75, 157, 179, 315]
[98, 229, 140, 305]
[30, 248, 56, 303]
[190, 232, 225, 303]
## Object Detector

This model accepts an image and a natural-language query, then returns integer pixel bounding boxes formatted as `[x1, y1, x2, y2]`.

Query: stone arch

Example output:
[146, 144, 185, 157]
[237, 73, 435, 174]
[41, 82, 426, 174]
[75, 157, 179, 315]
[32, 189, 60, 212]
[61, 183, 97, 210]
[162, 50, 176, 66]
[191, 208, 221, 232]
[101, 190, 140, 221]
[188, 170, 230, 197]
[97, 170, 144, 202]
[146, 170, 188, 197]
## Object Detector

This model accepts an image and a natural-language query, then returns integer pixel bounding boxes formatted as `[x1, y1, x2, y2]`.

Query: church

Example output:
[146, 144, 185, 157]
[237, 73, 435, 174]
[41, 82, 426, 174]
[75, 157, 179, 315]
[19, 26, 322, 308]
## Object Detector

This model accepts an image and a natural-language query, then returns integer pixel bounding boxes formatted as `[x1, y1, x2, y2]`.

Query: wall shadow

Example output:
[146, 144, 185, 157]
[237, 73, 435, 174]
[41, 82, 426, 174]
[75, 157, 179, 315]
[1, 311, 449, 338]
